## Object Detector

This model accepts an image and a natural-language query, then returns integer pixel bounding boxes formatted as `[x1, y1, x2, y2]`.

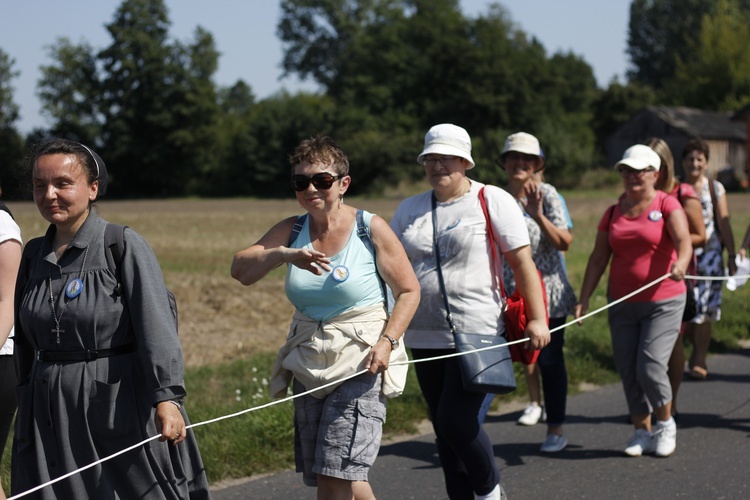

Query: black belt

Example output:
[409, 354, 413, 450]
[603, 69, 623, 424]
[36, 343, 136, 362]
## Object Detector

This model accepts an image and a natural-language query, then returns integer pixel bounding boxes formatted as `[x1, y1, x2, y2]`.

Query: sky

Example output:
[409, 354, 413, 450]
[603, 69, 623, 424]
[0, 0, 632, 134]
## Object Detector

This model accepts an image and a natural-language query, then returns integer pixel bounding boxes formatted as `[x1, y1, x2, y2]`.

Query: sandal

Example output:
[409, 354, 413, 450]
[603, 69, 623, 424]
[689, 366, 708, 380]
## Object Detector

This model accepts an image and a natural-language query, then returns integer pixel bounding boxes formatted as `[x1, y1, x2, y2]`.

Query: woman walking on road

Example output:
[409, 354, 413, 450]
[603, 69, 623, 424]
[232, 136, 419, 500]
[390, 124, 549, 499]
[575, 144, 692, 458]
[680, 138, 737, 381]
[495, 132, 576, 453]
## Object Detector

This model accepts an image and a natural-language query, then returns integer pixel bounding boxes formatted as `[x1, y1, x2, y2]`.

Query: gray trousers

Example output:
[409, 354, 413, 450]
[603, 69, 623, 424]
[608, 294, 686, 415]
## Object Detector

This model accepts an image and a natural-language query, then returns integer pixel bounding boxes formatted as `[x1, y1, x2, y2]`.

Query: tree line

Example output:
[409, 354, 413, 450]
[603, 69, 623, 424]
[0, 0, 749, 200]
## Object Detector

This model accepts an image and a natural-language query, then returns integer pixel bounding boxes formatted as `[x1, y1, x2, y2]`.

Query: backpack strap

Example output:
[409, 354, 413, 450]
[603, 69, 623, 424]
[606, 204, 616, 228]
[288, 214, 308, 247]
[355, 209, 387, 301]
[356, 209, 375, 255]
[104, 223, 127, 296]
[103, 222, 180, 331]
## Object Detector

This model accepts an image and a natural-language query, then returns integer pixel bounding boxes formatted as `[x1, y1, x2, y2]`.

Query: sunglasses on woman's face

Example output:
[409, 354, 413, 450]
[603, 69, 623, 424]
[291, 172, 343, 192]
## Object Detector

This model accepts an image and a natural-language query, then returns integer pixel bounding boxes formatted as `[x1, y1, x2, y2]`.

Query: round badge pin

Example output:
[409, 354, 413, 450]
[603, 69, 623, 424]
[648, 210, 663, 222]
[65, 278, 84, 299]
[331, 265, 350, 282]
[446, 218, 461, 230]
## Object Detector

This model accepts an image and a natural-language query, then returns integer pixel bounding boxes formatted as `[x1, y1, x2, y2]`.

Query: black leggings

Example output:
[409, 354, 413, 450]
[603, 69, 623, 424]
[0, 355, 17, 463]
[411, 349, 499, 499]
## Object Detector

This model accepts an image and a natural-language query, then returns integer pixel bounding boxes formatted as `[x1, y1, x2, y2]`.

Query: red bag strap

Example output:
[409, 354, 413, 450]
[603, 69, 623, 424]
[478, 186, 507, 299]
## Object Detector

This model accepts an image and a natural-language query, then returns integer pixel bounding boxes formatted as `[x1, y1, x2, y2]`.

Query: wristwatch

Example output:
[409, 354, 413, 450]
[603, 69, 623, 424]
[382, 335, 400, 350]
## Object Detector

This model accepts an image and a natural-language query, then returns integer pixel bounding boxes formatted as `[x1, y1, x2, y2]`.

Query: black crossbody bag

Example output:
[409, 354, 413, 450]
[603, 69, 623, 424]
[431, 193, 516, 394]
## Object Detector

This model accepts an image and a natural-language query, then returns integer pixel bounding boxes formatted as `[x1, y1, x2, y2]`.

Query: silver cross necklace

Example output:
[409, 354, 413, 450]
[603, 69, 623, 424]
[48, 246, 89, 344]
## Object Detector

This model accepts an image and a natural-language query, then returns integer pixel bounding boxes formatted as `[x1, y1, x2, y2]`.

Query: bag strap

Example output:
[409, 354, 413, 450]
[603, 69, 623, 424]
[478, 186, 507, 299]
[431, 193, 457, 334]
[432, 189, 507, 334]
[707, 177, 722, 242]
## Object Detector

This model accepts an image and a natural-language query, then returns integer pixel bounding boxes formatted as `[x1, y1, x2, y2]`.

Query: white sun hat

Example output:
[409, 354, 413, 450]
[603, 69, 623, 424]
[417, 123, 475, 169]
[501, 132, 542, 157]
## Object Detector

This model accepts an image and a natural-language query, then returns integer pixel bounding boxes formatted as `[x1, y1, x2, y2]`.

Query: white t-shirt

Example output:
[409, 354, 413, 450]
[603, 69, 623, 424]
[0, 210, 22, 355]
[390, 180, 529, 349]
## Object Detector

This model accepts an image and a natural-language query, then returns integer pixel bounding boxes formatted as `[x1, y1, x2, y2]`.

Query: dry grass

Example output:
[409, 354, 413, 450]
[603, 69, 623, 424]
[8, 192, 749, 368]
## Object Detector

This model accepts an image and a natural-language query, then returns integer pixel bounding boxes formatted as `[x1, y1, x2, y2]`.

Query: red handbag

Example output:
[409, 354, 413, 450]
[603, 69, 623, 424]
[479, 187, 548, 364]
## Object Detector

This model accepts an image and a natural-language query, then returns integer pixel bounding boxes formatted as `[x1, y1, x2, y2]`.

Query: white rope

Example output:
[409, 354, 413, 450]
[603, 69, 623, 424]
[8, 369, 369, 500]
[9, 272, 746, 499]
[686, 273, 750, 281]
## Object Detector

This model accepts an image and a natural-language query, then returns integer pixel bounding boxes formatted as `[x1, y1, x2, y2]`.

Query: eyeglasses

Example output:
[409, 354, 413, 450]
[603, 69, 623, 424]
[504, 152, 539, 163]
[421, 155, 458, 167]
[291, 172, 343, 192]
[618, 167, 655, 177]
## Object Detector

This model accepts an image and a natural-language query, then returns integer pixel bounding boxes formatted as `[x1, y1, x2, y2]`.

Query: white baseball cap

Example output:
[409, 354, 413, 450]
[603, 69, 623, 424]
[616, 144, 661, 171]
[417, 123, 475, 169]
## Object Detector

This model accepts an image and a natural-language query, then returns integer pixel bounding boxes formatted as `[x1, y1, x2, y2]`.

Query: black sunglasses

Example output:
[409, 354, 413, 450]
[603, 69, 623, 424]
[291, 172, 343, 192]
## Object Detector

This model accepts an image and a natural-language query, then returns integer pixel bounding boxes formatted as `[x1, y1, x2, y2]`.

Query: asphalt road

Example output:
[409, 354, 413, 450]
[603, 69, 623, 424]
[212, 348, 750, 499]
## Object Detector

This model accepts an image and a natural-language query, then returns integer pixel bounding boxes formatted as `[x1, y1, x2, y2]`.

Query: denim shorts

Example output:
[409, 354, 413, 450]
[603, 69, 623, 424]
[293, 372, 386, 486]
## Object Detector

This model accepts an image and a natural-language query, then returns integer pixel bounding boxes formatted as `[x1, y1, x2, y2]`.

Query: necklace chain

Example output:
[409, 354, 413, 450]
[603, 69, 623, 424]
[48, 246, 89, 344]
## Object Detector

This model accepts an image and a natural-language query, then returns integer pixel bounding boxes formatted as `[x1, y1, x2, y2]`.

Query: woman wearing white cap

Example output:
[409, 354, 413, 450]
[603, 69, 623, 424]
[575, 144, 692, 458]
[390, 124, 549, 500]
[495, 132, 577, 453]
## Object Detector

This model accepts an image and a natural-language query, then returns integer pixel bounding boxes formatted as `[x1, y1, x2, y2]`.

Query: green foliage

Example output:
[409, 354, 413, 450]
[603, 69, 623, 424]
[0, 48, 24, 197]
[98, 0, 221, 197]
[37, 39, 101, 145]
[626, 0, 711, 90]
[185, 353, 297, 481]
[665, 0, 750, 110]
[627, 0, 750, 111]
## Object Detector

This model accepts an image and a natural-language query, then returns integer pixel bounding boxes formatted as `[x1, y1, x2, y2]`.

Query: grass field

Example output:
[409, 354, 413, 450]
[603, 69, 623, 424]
[2, 190, 749, 488]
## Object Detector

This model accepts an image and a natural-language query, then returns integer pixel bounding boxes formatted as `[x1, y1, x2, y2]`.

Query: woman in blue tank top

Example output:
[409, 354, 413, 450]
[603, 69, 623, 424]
[231, 136, 419, 499]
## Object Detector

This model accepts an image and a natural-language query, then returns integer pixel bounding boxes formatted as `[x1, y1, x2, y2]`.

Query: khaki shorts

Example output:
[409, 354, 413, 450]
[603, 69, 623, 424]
[293, 372, 386, 486]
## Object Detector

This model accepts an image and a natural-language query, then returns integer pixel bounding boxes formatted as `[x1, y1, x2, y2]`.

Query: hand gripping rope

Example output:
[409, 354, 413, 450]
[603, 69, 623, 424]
[8, 272, 749, 499]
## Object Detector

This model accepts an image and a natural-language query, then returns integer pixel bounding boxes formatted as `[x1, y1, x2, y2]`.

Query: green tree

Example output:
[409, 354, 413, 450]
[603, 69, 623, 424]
[210, 80, 258, 196]
[278, 0, 599, 185]
[244, 91, 336, 197]
[0, 48, 24, 198]
[37, 39, 101, 145]
[626, 0, 711, 90]
[36, 0, 221, 198]
[665, 0, 750, 110]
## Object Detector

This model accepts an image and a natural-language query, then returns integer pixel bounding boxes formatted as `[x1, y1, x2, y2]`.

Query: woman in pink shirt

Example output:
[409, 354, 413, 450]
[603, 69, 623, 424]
[575, 145, 692, 458]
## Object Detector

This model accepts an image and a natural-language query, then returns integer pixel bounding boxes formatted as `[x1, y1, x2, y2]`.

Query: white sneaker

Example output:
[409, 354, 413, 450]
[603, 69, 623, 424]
[476, 483, 506, 500]
[624, 429, 655, 457]
[653, 418, 677, 457]
[540, 434, 567, 453]
[517, 403, 543, 426]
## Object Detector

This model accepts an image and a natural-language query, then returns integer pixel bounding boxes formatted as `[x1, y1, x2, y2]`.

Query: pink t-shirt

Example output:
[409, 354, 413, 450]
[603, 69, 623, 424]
[599, 191, 686, 302]
[669, 182, 698, 203]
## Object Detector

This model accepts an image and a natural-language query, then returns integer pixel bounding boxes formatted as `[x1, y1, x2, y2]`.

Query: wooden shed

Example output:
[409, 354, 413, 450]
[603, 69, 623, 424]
[606, 106, 747, 188]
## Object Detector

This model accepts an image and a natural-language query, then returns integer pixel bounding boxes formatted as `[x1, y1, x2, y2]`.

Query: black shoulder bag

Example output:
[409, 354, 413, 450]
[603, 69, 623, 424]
[431, 193, 516, 394]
